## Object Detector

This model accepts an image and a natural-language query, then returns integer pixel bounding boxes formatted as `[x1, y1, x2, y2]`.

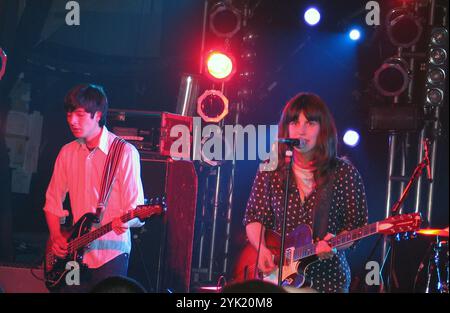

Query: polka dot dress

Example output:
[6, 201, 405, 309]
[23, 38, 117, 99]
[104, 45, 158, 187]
[243, 158, 368, 293]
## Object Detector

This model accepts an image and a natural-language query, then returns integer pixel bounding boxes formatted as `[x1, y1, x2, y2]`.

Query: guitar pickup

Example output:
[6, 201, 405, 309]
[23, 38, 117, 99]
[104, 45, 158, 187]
[284, 247, 295, 266]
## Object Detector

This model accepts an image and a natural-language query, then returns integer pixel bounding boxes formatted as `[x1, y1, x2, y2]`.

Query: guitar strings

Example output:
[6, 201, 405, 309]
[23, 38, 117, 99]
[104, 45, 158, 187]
[65, 206, 156, 253]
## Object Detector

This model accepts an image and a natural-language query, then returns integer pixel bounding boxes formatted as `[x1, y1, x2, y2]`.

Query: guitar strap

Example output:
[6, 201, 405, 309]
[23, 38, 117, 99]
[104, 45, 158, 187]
[95, 136, 127, 218]
[311, 166, 336, 241]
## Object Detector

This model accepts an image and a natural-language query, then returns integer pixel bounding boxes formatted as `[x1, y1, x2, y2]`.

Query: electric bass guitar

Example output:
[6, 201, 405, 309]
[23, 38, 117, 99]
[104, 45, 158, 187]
[44, 198, 165, 290]
[233, 213, 422, 288]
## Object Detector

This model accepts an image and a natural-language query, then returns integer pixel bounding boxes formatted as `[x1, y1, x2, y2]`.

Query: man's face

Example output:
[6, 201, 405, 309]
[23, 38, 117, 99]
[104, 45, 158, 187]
[66, 108, 101, 139]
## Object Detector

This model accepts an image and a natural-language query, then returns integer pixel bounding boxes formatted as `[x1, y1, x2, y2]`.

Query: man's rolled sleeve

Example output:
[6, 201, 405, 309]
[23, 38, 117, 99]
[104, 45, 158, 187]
[119, 144, 145, 228]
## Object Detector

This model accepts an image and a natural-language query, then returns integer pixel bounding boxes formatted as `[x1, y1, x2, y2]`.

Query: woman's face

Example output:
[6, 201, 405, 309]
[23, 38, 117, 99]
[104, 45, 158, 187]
[288, 111, 321, 154]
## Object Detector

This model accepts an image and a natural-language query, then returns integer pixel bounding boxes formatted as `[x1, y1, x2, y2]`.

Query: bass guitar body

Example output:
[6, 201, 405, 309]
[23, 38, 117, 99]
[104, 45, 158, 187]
[44, 213, 98, 290]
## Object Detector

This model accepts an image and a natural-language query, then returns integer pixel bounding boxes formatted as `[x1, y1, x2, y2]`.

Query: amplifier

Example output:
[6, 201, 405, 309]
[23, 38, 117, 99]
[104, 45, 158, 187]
[0, 264, 49, 293]
[107, 109, 193, 159]
[127, 158, 198, 293]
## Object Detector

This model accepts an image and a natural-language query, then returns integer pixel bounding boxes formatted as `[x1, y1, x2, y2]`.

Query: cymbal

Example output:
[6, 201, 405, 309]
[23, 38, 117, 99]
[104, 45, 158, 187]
[417, 227, 449, 237]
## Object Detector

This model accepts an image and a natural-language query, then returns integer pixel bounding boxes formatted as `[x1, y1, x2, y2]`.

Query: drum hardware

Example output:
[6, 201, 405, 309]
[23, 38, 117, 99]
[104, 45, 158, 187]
[415, 227, 449, 293]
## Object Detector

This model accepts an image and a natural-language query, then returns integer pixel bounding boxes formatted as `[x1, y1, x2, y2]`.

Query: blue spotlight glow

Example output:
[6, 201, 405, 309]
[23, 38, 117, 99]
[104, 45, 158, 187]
[304, 8, 321, 26]
[349, 29, 361, 41]
[343, 130, 360, 147]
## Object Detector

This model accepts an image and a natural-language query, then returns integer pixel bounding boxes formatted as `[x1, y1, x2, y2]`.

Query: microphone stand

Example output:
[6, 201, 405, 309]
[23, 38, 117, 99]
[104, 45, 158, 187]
[383, 140, 431, 292]
[278, 145, 294, 286]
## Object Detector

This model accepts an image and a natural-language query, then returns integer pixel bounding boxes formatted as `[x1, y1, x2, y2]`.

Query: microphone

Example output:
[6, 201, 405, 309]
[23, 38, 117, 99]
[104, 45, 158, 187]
[423, 139, 432, 182]
[278, 138, 306, 149]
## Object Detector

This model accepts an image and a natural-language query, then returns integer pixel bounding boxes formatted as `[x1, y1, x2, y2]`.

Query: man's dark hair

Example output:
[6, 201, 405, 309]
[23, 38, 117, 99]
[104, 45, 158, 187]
[64, 84, 108, 127]
[90, 276, 147, 293]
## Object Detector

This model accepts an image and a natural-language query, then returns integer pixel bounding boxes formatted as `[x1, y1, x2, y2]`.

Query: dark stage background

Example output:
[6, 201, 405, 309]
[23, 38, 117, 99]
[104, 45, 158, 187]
[0, 0, 448, 293]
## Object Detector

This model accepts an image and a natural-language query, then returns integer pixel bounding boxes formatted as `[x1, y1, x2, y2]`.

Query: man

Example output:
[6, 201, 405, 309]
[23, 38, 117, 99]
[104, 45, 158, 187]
[43, 84, 144, 292]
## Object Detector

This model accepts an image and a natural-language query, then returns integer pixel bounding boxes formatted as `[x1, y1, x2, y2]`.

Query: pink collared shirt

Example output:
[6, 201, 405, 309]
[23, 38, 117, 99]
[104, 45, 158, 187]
[43, 126, 144, 268]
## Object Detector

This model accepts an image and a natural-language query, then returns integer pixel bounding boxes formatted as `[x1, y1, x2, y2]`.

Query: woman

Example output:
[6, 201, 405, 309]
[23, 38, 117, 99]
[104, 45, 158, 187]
[243, 92, 368, 293]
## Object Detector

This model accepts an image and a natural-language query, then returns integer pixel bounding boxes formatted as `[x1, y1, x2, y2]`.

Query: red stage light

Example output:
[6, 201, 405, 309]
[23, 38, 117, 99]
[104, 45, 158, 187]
[205, 51, 236, 82]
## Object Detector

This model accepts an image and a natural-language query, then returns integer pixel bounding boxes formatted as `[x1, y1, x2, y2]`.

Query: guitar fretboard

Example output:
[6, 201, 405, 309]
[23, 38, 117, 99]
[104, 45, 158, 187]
[68, 205, 157, 252]
[292, 222, 378, 261]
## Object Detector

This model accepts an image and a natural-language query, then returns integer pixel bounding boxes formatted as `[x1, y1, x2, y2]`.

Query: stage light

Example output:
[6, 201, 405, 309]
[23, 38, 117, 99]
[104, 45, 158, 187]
[209, 2, 242, 38]
[427, 68, 445, 85]
[373, 57, 409, 97]
[426, 88, 444, 106]
[343, 130, 360, 147]
[386, 8, 423, 48]
[349, 29, 361, 41]
[197, 89, 229, 123]
[205, 51, 236, 82]
[238, 30, 258, 102]
[424, 27, 448, 107]
[304, 7, 321, 26]
[242, 31, 258, 46]
[431, 28, 448, 46]
[429, 48, 447, 66]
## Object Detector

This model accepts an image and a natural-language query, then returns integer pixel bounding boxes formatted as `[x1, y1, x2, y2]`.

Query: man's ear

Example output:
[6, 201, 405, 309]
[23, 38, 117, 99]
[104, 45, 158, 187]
[95, 111, 102, 123]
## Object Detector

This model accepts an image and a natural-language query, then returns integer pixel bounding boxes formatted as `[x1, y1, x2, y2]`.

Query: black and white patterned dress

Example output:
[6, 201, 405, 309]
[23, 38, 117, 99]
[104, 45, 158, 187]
[243, 158, 368, 293]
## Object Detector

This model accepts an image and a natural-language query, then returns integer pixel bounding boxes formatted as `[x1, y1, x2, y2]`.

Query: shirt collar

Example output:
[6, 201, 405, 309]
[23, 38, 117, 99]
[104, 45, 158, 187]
[76, 126, 110, 155]
[97, 126, 110, 154]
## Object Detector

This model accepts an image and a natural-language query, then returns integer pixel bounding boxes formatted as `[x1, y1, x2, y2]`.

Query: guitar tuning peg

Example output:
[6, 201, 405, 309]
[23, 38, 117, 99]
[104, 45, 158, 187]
[395, 233, 402, 242]
[402, 232, 410, 241]
[411, 231, 417, 239]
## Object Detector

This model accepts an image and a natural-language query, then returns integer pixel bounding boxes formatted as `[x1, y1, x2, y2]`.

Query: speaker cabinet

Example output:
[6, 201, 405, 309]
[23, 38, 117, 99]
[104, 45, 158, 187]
[0, 264, 49, 293]
[128, 158, 197, 293]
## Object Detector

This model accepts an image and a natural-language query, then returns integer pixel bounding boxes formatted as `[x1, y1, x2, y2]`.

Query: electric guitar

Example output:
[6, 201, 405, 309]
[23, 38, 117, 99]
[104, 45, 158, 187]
[233, 213, 422, 288]
[44, 198, 165, 290]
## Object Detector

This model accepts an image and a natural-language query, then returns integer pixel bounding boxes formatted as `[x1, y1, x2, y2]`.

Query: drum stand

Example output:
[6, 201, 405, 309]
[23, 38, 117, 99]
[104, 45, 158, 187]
[425, 236, 449, 293]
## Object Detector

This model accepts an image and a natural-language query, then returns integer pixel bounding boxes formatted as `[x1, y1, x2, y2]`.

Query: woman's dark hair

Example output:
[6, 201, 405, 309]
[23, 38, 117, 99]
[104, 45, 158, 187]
[64, 84, 108, 127]
[276, 92, 337, 187]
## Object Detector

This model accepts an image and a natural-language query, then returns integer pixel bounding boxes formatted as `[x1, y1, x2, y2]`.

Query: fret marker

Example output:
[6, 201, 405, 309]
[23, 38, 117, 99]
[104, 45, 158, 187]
[378, 223, 393, 231]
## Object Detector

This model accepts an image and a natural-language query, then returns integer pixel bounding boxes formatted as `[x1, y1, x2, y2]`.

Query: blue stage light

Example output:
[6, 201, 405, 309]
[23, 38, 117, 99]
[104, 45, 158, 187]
[343, 130, 360, 147]
[349, 29, 361, 41]
[304, 8, 321, 26]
